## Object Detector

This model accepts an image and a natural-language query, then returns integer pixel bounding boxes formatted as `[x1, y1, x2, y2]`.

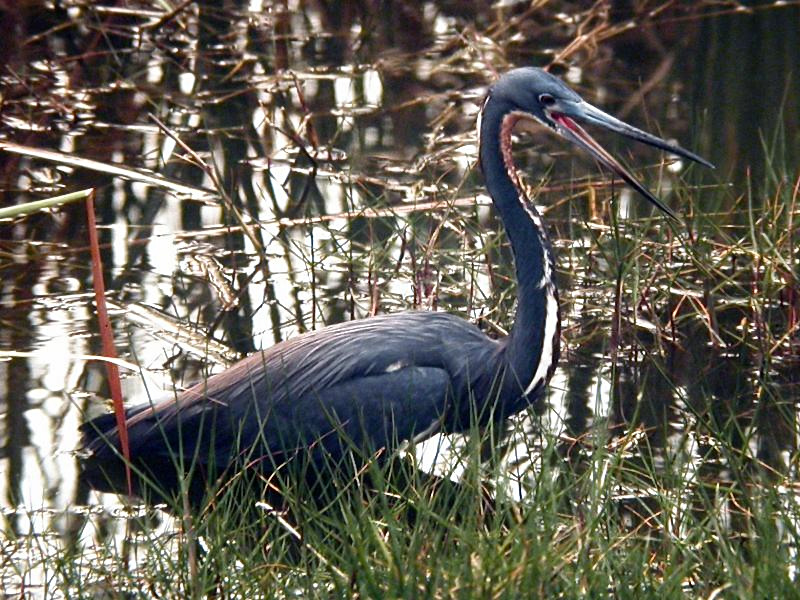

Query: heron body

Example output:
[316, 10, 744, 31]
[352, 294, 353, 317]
[80, 68, 711, 508]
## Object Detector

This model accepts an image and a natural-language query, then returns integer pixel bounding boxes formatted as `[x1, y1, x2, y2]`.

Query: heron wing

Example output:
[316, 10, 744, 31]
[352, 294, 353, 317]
[211, 364, 453, 470]
[84, 311, 498, 476]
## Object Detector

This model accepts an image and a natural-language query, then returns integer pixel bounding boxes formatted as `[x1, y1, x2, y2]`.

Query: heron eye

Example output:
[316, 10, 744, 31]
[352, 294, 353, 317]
[539, 93, 556, 107]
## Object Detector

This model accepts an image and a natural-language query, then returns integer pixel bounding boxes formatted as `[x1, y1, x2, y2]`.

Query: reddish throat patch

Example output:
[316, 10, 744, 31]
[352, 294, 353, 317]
[500, 112, 525, 193]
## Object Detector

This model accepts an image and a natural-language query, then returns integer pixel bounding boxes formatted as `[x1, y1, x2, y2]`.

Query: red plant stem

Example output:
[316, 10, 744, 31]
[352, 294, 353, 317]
[85, 190, 132, 496]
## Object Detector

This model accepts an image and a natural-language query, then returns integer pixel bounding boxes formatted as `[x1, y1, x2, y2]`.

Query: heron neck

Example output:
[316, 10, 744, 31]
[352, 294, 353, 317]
[478, 98, 560, 397]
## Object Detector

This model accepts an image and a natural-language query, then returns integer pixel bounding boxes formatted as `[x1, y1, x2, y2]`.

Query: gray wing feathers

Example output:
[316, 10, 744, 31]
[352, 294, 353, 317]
[118, 312, 496, 466]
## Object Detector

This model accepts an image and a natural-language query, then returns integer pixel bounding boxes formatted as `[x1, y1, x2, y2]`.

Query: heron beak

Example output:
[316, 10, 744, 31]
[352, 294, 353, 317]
[549, 101, 714, 220]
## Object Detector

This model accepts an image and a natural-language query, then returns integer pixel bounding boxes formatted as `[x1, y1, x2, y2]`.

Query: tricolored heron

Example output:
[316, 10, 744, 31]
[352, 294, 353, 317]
[80, 67, 711, 508]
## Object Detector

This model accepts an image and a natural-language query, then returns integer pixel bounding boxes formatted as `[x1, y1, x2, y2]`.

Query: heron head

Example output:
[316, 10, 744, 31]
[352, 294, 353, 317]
[488, 67, 714, 219]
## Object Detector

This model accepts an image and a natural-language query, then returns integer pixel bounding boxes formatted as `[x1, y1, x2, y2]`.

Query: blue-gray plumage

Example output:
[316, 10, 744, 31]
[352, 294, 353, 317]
[80, 67, 712, 508]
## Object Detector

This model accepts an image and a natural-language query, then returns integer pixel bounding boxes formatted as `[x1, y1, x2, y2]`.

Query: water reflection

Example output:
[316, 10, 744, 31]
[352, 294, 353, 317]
[0, 0, 798, 593]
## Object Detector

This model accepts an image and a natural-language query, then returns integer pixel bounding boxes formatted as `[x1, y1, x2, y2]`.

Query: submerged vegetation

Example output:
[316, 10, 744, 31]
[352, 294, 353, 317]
[0, 1, 798, 597]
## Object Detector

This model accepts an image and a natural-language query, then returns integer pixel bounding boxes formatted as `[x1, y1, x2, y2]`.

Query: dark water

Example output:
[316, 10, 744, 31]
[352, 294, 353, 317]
[0, 0, 798, 591]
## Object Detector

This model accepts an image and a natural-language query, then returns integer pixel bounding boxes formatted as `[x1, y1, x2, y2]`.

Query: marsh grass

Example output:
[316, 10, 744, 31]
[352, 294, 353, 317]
[2, 3, 799, 597]
[31, 161, 798, 598]
[3, 134, 795, 599]
[43, 404, 800, 598]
